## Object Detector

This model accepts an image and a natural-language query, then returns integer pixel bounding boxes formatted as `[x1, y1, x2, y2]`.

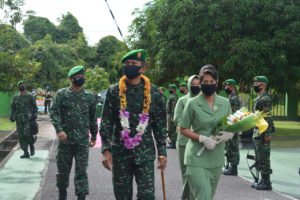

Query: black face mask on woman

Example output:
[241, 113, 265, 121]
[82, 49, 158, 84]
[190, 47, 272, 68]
[201, 84, 217, 96]
[191, 86, 201, 95]
[123, 65, 141, 79]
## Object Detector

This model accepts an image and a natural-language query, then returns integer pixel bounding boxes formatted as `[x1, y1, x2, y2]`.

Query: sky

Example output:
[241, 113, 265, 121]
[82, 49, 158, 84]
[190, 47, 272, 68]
[21, 0, 151, 45]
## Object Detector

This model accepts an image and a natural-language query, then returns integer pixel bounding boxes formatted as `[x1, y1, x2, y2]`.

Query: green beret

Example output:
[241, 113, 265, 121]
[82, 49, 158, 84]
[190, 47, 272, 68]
[17, 80, 25, 86]
[168, 84, 177, 90]
[253, 76, 268, 84]
[223, 79, 237, 86]
[68, 66, 85, 77]
[121, 49, 147, 63]
[180, 83, 187, 87]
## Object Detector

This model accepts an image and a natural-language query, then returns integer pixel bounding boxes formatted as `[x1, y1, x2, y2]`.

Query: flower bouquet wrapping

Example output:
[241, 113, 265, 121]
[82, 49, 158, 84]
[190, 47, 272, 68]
[197, 107, 269, 156]
[219, 107, 269, 134]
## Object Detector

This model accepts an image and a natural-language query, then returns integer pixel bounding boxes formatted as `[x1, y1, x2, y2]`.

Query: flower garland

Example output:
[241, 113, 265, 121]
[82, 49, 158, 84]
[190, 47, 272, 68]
[119, 74, 151, 149]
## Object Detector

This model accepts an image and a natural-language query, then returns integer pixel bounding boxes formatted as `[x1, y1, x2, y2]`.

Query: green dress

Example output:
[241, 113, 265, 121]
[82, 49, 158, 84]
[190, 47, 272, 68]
[179, 93, 231, 200]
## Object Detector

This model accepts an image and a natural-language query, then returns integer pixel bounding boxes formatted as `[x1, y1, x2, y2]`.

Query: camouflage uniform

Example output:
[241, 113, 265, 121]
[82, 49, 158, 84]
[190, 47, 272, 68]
[166, 92, 178, 147]
[100, 81, 167, 200]
[10, 93, 38, 153]
[50, 87, 97, 195]
[252, 92, 273, 187]
[225, 94, 241, 166]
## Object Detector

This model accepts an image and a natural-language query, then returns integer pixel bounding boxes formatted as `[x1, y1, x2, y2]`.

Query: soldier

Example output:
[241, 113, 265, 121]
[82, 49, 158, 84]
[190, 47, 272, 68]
[50, 66, 97, 200]
[222, 79, 241, 176]
[179, 82, 188, 95]
[251, 75, 274, 190]
[10, 80, 38, 158]
[158, 86, 167, 104]
[100, 49, 167, 200]
[167, 83, 178, 148]
[174, 75, 200, 199]
[44, 90, 52, 115]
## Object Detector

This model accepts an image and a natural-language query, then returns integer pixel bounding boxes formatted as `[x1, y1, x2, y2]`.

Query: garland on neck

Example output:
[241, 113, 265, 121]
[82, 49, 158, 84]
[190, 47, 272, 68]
[119, 75, 151, 149]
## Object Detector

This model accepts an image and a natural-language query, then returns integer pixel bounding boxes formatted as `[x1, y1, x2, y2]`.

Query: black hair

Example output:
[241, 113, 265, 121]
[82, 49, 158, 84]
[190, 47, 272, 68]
[199, 64, 219, 82]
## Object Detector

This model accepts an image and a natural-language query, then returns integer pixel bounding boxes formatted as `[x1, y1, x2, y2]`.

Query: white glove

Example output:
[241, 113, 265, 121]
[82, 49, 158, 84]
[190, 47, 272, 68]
[216, 131, 234, 143]
[198, 135, 217, 150]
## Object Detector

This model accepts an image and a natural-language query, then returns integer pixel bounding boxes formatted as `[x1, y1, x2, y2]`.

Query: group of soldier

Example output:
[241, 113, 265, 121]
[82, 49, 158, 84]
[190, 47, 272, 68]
[9, 48, 274, 200]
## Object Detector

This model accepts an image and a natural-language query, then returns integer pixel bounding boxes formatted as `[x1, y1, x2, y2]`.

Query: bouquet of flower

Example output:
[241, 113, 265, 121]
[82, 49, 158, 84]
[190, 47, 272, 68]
[219, 107, 269, 134]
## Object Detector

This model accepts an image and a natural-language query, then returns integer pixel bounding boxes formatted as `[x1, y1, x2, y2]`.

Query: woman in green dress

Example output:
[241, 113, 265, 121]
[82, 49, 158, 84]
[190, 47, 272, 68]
[179, 64, 233, 200]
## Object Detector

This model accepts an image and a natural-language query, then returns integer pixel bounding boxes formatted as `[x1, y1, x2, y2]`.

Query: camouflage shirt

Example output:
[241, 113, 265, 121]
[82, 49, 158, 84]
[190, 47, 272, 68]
[10, 92, 38, 122]
[50, 87, 97, 144]
[166, 93, 178, 116]
[229, 93, 241, 113]
[100, 80, 167, 164]
[253, 92, 274, 137]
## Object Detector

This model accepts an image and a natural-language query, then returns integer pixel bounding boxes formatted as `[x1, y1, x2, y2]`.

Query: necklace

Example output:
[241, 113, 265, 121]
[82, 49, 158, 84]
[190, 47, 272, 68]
[119, 75, 151, 149]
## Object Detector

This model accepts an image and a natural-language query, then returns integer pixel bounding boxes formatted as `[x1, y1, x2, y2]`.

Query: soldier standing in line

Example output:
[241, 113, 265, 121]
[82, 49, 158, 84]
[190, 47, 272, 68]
[222, 79, 241, 176]
[167, 83, 178, 149]
[179, 82, 188, 95]
[10, 80, 38, 158]
[158, 86, 167, 104]
[50, 66, 97, 200]
[251, 75, 274, 190]
[174, 75, 200, 199]
[100, 49, 167, 200]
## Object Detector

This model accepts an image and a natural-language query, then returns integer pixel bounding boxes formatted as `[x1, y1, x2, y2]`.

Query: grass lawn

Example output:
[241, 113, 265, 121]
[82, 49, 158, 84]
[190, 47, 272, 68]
[0, 117, 16, 131]
[272, 121, 300, 148]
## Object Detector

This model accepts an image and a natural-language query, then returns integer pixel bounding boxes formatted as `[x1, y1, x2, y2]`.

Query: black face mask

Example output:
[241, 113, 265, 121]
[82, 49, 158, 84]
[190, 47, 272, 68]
[179, 89, 185, 94]
[18, 85, 25, 91]
[72, 77, 85, 87]
[201, 84, 217, 96]
[254, 85, 262, 93]
[191, 86, 201, 95]
[123, 65, 141, 79]
[225, 88, 232, 94]
[169, 90, 174, 94]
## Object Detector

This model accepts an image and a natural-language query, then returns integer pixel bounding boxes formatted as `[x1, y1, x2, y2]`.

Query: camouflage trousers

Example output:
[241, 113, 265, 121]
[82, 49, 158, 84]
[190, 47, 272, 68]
[254, 137, 272, 175]
[56, 142, 89, 195]
[167, 115, 177, 146]
[112, 158, 155, 200]
[225, 133, 240, 165]
[16, 119, 34, 150]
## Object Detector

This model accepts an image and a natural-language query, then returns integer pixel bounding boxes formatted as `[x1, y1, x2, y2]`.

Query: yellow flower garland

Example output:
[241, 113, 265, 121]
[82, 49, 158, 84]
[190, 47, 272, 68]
[119, 75, 151, 113]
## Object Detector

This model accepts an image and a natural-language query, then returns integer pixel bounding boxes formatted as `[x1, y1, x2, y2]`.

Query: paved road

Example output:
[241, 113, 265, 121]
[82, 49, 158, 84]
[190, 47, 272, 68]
[0, 116, 299, 200]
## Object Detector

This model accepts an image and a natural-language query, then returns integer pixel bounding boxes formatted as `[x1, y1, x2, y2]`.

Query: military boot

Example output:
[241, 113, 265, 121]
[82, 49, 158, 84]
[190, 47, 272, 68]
[30, 144, 35, 156]
[77, 193, 86, 200]
[256, 174, 272, 190]
[223, 165, 238, 176]
[59, 188, 67, 200]
[20, 149, 30, 159]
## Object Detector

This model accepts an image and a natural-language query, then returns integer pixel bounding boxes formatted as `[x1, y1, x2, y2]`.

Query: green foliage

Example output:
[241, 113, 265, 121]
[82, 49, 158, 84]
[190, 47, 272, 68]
[27, 34, 83, 91]
[0, 0, 24, 26]
[0, 24, 29, 52]
[56, 12, 83, 43]
[85, 67, 110, 92]
[129, 0, 300, 92]
[0, 51, 40, 92]
[95, 35, 128, 83]
[23, 16, 57, 43]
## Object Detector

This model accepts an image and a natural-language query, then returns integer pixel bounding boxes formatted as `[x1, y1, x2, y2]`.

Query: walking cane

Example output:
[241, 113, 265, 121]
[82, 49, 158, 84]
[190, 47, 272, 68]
[161, 170, 166, 200]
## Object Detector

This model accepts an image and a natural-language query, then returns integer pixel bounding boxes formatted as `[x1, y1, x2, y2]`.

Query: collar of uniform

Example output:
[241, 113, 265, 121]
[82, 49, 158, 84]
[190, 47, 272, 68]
[69, 86, 84, 93]
[196, 94, 223, 114]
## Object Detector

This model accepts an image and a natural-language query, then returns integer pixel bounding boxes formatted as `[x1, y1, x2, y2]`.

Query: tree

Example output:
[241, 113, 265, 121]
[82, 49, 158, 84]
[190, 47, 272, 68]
[129, 0, 300, 92]
[85, 67, 110, 92]
[95, 35, 128, 83]
[0, 24, 29, 52]
[23, 15, 57, 43]
[56, 12, 83, 43]
[28, 34, 84, 91]
[0, 0, 24, 26]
